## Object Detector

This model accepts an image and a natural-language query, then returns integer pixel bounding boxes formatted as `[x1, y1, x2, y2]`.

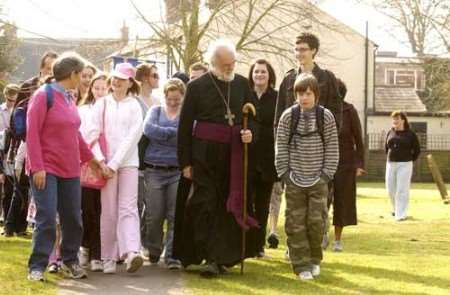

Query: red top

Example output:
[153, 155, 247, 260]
[26, 83, 93, 178]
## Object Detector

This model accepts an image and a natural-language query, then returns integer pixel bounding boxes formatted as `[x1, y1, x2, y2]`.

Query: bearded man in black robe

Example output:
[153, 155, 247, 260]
[173, 39, 258, 277]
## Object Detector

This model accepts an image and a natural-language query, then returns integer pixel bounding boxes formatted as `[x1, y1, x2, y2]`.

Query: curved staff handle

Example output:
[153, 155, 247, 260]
[241, 102, 256, 275]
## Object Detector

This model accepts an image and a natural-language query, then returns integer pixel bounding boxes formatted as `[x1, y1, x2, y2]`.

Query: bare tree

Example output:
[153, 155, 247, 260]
[131, 0, 336, 72]
[362, 0, 450, 55]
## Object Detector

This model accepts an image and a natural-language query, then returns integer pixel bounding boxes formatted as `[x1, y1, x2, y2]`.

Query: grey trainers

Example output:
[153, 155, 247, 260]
[332, 240, 343, 252]
[28, 270, 45, 281]
[166, 259, 182, 270]
[61, 263, 88, 279]
[321, 233, 329, 250]
[298, 271, 314, 280]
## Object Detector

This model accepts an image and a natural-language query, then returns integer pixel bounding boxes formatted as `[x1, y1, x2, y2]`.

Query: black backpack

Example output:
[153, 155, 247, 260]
[288, 104, 325, 145]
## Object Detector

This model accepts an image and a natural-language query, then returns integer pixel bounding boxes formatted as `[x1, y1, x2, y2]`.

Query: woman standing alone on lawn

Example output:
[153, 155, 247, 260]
[385, 111, 420, 221]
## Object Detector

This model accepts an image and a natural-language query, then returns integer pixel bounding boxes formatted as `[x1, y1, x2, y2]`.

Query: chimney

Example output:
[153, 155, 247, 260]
[121, 20, 129, 44]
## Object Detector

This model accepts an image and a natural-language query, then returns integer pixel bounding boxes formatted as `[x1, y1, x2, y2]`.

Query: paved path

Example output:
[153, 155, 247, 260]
[58, 262, 192, 295]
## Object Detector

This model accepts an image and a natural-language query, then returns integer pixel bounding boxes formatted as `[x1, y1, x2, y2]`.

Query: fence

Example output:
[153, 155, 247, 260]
[368, 133, 450, 151]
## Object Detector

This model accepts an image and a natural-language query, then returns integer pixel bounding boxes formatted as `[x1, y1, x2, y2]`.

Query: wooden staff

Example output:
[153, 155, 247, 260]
[241, 103, 256, 275]
[426, 154, 449, 204]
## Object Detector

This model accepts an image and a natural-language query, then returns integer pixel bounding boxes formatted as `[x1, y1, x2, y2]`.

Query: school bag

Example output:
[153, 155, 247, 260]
[288, 104, 325, 145]
[5, 83, 54, 162]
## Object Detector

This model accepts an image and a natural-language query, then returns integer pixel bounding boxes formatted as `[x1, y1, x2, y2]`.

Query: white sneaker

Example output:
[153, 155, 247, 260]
[311, 264, 320, 277]
[90, 260, 103, 272]
[103, 260, 116, 274]
[140, 247, 149, 259]
[126, 252, 143, 273]
[332, 240, 343, 252]
[298, 271, 314, 280]
[79, 247, 89, 268]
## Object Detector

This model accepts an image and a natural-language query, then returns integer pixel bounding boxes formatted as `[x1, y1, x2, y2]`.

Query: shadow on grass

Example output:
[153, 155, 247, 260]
[184, 259, 439, 295]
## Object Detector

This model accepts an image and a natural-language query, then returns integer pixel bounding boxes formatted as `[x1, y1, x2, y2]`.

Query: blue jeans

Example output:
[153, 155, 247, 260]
[28, 173, 82, 272]
[143, 168, 179, 262]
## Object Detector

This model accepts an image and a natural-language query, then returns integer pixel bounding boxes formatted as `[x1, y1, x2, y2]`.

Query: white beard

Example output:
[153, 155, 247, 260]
[212, 69, 235, 82]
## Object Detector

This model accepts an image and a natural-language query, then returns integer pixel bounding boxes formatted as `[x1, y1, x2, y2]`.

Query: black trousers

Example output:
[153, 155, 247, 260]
[249, 171, 274, 252]
[5, 172, 29, 233]
[81, 187, 101, 261]
[81, 187, 102, 260]
[2, 175, 14, 222]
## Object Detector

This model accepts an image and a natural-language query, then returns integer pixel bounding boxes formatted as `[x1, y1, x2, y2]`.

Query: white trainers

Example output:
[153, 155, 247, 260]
[140, 247, 149, 259]
[79, 247, 89, 268]
[90, 260, 103, 272]
[332, 240, 343, 252]
[126, 252, 143, 273]
[311, 264, 321, 277]
[103, 260, 116, 274]
[298, 271, 314, 280]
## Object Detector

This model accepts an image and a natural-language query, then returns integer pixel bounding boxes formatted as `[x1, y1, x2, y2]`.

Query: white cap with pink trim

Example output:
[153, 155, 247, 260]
[111, 62, 136, 80]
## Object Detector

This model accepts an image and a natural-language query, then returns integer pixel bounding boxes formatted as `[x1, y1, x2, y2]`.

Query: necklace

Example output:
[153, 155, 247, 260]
[209, 72, 235, 126]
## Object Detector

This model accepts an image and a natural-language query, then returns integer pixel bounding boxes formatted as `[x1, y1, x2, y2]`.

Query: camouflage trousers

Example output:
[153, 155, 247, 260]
[285, 178, 328, 274]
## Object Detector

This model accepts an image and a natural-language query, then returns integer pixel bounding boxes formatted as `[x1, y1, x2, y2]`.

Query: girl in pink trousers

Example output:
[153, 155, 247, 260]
[85, 63, 144, 274]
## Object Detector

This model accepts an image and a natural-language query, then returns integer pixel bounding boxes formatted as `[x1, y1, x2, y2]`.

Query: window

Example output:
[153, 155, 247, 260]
[416, 71, 425, 90]
[386, 70, 395, 85]
[395, 70, 415, 86]
[384, 68, 425, 89]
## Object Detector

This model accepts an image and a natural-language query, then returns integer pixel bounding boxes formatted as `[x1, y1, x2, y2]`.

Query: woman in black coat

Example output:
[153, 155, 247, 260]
[247, 59, 278, 257]
[332, 80, 366, 252]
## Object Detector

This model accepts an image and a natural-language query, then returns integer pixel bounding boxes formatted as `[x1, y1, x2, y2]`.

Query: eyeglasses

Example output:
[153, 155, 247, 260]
[150, 73, 160, 79]
[295, 47, 311, 53]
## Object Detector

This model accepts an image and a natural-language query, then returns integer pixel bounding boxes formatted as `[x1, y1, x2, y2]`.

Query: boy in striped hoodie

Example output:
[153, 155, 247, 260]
[275, 73, 339, 280]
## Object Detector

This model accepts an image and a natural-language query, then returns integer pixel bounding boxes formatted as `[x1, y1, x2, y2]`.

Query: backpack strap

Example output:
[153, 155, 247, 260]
[288, 104, 301, 145]
[44, 83, 54, 110]
[315, 105, 325, 144]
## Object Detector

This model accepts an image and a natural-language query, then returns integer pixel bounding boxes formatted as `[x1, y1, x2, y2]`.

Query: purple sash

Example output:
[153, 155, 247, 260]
[193, 121, 258, 230]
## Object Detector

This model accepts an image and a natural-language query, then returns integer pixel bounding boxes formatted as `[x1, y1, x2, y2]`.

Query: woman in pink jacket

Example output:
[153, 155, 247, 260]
[26, 52, 102, 281]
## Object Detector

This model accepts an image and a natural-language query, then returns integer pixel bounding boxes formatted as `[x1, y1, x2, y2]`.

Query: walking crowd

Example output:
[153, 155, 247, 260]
[0, 32, 420, 282]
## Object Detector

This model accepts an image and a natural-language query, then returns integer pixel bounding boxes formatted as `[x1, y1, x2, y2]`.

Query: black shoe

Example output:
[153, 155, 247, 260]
[16, 231, 28, 237]
[200, 262, 219, 277]
[149, 254, 160, 264]
[1, 230, 14, 237]
[217, 264, 228, 274]
[267, 233, 279, 249]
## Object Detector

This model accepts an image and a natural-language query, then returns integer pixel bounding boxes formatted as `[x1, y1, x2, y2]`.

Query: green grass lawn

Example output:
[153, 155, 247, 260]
[0, 233, 57, 295]
[184, 182, 450, 295]
[1, 183, 449, 295]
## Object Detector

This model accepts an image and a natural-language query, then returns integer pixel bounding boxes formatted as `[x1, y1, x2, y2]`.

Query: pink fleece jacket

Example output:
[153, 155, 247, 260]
[26, 83, 93, 178]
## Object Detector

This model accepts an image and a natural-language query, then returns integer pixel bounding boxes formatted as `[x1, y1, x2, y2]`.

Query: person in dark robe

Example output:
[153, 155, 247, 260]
[247, 59, 278, 257]
[173, 39, 258, 277]
[332, 79, 365, 252]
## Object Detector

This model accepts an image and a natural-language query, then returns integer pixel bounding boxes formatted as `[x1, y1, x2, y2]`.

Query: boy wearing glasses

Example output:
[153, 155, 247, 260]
[274, 33, 342, 130]
[275, 73, 338, 280]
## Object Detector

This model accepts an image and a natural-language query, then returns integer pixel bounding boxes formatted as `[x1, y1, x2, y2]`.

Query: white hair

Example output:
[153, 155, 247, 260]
[205, 39, 237, 66]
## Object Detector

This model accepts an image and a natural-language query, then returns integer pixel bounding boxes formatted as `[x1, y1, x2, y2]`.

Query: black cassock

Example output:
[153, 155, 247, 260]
[173, 72, 259, 267]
